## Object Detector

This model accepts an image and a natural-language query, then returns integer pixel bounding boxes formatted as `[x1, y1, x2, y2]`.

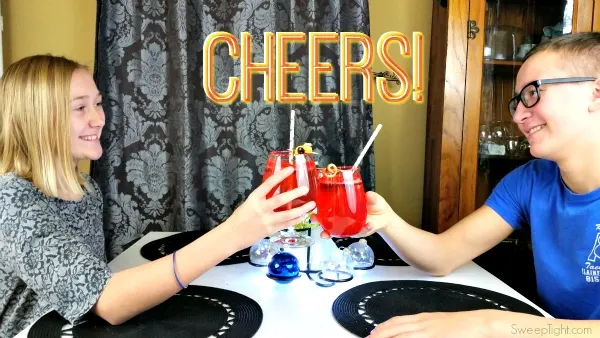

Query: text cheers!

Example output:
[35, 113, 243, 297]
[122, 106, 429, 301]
[203, 31, 424, 105]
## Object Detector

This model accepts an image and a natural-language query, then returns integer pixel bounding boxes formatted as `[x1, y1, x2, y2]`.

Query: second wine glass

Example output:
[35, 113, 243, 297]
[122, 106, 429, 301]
[315, 165, 367, 238]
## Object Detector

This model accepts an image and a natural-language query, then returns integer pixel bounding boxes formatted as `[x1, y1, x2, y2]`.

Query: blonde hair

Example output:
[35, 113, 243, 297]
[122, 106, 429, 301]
[0, 54, 89, 199]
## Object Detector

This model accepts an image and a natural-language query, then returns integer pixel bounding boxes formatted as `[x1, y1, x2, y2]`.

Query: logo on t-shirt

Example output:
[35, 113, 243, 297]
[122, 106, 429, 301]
[582, 224, 600, 283]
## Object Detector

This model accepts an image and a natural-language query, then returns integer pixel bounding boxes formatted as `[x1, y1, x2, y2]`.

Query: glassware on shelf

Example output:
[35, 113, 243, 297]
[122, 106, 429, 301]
[519, 136, 531, 155]
[505, 136, 522, 156]
[480, 121, 511, 156]
[488, 25, 525, 61]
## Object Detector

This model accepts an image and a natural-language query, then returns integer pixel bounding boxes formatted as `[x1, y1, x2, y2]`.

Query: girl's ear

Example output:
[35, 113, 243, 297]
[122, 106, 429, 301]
[589, 78, 600, 113]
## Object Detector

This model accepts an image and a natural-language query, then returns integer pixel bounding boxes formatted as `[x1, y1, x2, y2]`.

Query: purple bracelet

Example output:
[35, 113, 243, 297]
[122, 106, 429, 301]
[172, 250, 187, 289]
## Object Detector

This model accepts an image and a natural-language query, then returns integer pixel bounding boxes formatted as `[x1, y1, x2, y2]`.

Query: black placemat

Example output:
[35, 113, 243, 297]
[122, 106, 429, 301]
[28, 285, 262, 338]
[140, 231, 249, 264]
[332, 280, 544, 337]
[333, 233, 408, 266]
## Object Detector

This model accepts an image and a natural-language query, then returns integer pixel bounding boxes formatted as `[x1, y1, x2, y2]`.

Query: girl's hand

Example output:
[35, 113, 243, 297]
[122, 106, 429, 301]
[226, 166, 316, 249]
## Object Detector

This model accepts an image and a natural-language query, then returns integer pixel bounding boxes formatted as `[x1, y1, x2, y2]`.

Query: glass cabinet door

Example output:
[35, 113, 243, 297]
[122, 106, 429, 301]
[476, 0, 575, 209]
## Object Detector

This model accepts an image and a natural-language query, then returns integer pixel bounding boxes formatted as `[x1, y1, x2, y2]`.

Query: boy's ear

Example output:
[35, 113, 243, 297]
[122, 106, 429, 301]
[589, 79, 600, 113]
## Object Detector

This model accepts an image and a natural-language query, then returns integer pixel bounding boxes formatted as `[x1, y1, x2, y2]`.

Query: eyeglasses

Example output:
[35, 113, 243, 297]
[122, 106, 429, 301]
[508, 77, 597, 116]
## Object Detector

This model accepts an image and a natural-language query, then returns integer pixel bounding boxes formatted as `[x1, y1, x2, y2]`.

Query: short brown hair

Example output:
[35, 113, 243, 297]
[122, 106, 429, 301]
[0, 54, 89, 198]
[524, 32, 600, 77]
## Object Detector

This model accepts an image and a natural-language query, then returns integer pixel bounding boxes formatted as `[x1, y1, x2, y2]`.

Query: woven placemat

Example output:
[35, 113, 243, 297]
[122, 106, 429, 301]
[332, 280, 544, 337]
[140, 231, 249, 264]
[28, 285, 262, 338]
[333, 233, 408, 266]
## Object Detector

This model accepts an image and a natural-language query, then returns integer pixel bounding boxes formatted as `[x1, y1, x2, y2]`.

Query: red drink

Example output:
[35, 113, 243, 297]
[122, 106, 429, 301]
[316, 166, 367, 237]
[262, 151, 317, 212]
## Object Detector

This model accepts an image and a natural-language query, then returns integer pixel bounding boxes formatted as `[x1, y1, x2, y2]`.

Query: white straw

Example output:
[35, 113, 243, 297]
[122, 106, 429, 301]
[289, 109, 295, 162]
[352, 124, 382, 170]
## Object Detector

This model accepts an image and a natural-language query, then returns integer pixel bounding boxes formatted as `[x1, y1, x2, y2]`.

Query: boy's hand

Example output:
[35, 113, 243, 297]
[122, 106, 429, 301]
[319, 191, 395, 239]
[367, 310, 495, 338]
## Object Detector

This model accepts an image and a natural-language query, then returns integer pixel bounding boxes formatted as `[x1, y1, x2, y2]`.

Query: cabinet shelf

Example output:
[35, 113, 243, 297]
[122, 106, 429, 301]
[479, 153, 533, 161]
[484, 59, 523, 66]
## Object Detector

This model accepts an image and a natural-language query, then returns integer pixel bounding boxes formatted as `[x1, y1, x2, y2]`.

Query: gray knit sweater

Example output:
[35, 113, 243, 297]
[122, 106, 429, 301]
[0, 173, 113, 337]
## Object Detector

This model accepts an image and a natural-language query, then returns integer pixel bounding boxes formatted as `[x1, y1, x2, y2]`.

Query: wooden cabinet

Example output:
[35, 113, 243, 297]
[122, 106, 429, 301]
[422, 0, 598, 233]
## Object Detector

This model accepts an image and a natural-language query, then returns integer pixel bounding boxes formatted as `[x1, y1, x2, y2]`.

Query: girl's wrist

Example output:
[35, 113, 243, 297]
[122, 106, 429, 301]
[201, 220, 240, 255]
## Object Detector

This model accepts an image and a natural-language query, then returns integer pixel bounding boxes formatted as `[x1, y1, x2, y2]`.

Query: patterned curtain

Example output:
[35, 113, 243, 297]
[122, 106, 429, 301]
[93, 0, 374, 260]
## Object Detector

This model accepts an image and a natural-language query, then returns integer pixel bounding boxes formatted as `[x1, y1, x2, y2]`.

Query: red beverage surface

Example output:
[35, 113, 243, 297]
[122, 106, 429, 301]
[262, 153, 317, 212]
[316, 171, 367, 237]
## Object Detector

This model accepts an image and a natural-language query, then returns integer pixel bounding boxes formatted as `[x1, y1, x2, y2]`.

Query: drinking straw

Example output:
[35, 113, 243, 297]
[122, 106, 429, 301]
[352, 124, 382, 171]
[289, 109, 295, 162]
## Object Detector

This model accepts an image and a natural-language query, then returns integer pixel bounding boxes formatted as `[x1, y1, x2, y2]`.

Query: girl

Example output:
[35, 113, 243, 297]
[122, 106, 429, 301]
[0, 54, 315, 337]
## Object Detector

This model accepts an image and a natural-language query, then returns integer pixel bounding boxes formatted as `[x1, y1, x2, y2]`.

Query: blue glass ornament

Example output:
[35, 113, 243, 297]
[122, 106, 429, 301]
[266, 250, 300, 284]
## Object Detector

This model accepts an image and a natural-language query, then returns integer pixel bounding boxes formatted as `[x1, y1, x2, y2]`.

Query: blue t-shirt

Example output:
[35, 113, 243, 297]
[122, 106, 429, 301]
[485, 159, 600, 320]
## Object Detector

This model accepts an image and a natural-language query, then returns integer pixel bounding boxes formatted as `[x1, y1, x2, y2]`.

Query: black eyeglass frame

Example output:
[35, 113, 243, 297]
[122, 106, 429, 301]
[508, 77, 597, 115]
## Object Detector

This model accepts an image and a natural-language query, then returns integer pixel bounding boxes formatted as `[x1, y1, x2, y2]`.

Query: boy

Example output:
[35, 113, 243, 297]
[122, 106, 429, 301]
[333, 32, 600, 337]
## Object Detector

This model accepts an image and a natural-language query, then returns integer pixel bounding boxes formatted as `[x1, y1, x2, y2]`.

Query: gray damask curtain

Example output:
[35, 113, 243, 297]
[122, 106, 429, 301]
[93, 0, 374, 259]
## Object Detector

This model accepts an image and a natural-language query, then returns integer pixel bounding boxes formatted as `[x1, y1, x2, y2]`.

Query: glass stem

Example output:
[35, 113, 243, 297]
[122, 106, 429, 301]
[287, 226, 297, 237]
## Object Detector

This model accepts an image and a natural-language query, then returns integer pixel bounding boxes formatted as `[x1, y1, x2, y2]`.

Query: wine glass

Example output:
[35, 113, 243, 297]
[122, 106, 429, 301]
[315, 165, 367, 237]
[262, 150, 317, 247]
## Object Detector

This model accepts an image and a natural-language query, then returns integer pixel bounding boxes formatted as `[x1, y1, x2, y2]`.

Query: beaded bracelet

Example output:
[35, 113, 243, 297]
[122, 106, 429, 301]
[172, 250, 187, 289]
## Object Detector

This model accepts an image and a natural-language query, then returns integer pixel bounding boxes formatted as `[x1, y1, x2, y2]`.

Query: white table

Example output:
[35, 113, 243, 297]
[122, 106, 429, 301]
[18, 230, 550, 338]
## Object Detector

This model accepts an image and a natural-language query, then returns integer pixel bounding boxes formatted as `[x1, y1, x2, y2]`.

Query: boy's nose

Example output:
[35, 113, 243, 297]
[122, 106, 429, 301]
[512, 103, 531, 124]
